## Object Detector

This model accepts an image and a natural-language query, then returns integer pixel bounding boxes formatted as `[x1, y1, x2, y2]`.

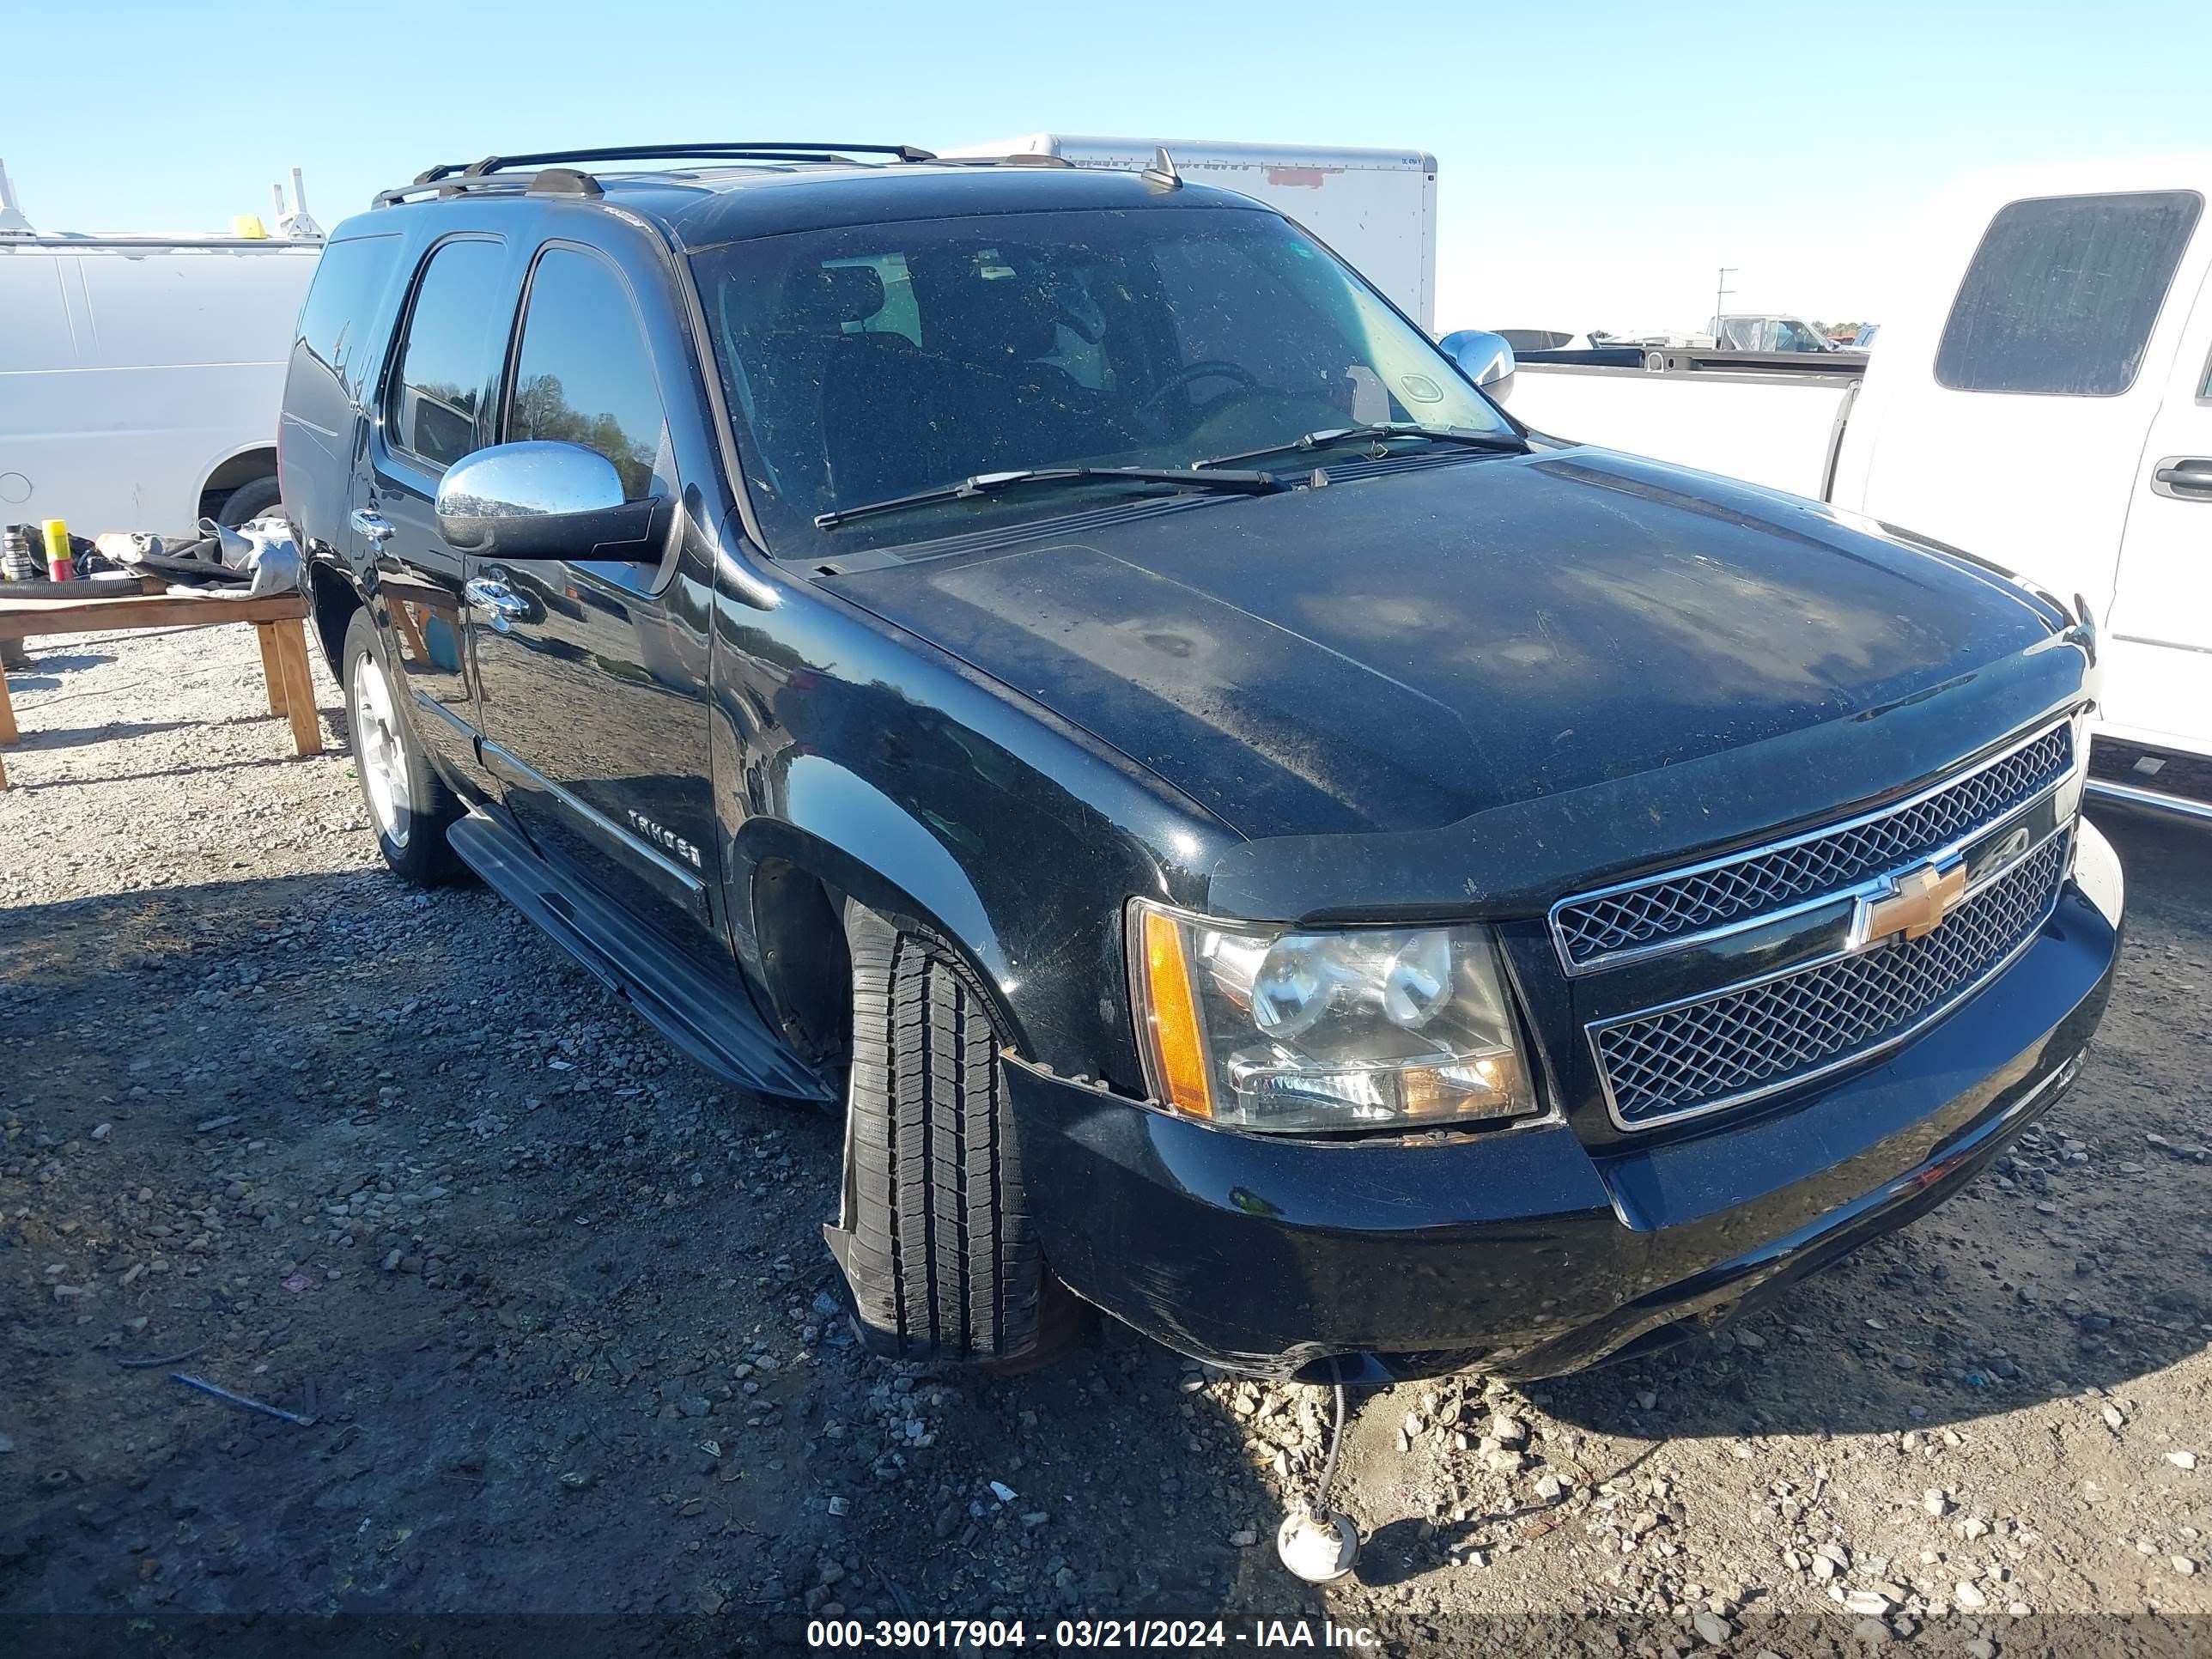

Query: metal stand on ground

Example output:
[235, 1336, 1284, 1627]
[1276, 1358, 1360, 1583]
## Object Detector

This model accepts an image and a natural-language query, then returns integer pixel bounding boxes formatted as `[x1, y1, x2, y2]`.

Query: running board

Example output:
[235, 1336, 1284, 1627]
[447, 809, 836, 1102]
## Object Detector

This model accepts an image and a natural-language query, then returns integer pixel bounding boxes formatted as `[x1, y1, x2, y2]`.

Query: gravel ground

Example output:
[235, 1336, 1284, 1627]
[1, 618, 2208, 1658]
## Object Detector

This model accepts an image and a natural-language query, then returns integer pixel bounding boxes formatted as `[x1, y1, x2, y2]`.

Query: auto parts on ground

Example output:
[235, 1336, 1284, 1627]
[1277, 1362, 1360, 1583]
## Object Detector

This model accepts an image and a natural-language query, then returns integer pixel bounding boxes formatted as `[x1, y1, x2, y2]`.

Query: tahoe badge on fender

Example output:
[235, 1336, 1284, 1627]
[625, 809, 702, 870]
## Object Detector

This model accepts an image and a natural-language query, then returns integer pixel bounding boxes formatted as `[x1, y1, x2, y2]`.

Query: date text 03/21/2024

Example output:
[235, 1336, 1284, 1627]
[806, 1619, 1383, 1649]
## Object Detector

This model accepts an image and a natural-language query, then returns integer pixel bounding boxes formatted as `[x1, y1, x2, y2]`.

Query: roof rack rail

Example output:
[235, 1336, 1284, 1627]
[373, 142, 935, 207]
[527, 167, 604, 200]
[933, 153, 1079, 169]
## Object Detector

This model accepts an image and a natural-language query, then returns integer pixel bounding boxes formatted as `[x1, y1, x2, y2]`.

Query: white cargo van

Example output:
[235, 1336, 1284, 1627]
[945, 134, 1438, 330]
[1490, 157, 2212, 818]
[0, 163, 321, 538]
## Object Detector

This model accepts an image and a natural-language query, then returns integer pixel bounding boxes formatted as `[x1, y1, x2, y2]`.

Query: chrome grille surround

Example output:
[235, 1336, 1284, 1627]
[1589, 828, 2072, 1129]
[1550, 720, 2075, 975]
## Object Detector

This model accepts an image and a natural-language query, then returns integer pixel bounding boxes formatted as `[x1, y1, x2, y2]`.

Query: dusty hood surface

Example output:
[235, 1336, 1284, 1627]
[821, 447, 2070, 846]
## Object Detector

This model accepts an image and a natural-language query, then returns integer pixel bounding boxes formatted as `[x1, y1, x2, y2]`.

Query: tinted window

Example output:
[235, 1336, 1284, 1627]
[387, 237, 507, 468]
[286, 233, 401, 428]
[696, 207, 1510, 552]
[505, 247, 670, 500]
[1936, 191, 2203, 396]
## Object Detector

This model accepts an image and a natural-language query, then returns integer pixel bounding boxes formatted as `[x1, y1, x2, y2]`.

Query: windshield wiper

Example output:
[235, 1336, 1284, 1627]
[1193, 422, 1528, 471]
[813, 465, 1285, 530]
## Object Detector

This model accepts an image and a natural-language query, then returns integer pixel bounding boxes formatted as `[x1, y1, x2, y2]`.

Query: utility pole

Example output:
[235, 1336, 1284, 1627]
[1715, 266, 1735, 335]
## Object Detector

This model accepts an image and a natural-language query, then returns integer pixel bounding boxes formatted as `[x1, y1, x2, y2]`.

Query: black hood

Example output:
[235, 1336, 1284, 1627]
[822, 447, 2074, 851]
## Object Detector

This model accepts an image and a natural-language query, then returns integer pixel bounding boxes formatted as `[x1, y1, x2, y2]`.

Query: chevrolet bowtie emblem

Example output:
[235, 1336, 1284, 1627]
[1863, 860, 1968, 943]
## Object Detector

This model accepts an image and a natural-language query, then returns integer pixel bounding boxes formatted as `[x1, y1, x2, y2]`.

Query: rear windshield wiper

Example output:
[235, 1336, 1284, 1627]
[813, 465, 1285, 530]
[1193, 422, 1528, 471]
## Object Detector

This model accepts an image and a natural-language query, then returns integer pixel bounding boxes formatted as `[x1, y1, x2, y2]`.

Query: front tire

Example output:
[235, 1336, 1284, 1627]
[830, 902, 1043, 1364]
[342, 606, 461, 884]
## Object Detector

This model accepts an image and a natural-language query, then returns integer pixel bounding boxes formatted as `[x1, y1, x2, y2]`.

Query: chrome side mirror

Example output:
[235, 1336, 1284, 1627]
[434, 441, 665, 560]
[1437, 330, 1516, 404]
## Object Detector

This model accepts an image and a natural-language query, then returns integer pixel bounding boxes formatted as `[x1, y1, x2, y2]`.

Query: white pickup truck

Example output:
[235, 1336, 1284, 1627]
[1485, 158, 2212, 820]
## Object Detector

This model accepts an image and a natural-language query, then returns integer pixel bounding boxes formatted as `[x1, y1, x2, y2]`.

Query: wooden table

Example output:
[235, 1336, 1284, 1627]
[0, 589, 324, 789]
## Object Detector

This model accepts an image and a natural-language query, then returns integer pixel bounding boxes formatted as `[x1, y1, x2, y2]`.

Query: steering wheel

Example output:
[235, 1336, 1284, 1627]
[1135, 360, 1262, 425]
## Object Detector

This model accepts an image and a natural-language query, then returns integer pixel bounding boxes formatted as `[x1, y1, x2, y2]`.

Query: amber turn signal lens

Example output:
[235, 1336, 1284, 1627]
[1141, 906, 1213, 1118]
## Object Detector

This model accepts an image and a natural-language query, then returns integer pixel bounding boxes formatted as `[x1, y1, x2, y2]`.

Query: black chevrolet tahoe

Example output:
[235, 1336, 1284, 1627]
[280, 142, 2124, 1382]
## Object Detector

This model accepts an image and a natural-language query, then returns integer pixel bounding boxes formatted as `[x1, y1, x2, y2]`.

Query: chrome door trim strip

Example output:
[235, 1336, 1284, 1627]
[479, 738, 711, 911]
[410, 686, 477, 738]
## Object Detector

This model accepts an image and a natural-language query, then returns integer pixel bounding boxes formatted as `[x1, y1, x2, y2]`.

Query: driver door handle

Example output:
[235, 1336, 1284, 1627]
[464, 575, 528, 630]
[2150, 457, 2212, 501]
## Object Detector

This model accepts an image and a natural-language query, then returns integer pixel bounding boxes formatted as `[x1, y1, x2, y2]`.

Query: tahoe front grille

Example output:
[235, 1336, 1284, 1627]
[1551, 722, 2073, 972]
[1590, 830, 2070, 1128]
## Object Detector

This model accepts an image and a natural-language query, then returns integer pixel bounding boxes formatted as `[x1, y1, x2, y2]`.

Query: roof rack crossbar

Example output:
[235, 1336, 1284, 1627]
[429, 142, 933, 183]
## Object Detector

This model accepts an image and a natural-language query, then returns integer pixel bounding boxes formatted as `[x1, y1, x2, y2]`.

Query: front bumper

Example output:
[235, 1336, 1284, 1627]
[1006, 824, 2123, 1380]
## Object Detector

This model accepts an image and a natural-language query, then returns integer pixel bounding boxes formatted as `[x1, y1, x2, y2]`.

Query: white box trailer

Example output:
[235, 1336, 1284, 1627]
[0, 162, 322, 538]
[945, 134, 1438, 331]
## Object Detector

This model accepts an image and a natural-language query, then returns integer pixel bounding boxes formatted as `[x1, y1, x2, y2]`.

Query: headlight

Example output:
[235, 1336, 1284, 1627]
[1127, 899, 1537, 1133]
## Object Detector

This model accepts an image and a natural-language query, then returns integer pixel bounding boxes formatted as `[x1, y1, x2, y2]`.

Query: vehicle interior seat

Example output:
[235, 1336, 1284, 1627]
[738, 263, 904, 514]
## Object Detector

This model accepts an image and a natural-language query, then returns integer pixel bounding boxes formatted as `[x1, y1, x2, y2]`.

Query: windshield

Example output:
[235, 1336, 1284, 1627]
[691, 206, 1515, 552]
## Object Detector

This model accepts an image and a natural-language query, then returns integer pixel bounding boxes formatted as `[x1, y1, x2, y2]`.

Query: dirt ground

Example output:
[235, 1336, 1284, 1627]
[1, 617, 2207, 1659]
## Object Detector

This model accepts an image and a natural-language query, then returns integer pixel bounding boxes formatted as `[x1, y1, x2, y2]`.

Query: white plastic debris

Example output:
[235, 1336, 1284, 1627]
[1276, 1510, 1359, 1583]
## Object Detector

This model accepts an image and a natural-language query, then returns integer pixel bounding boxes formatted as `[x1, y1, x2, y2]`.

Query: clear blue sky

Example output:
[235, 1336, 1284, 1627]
[8, 0, 2205, 330]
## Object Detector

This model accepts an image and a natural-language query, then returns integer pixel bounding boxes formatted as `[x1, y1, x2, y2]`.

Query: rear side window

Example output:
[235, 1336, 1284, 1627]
[1936, 191, 2203, 396]
[386, 237, 507, 469]
[286, 233, 400, 430]
[504, 246, 670, 501]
